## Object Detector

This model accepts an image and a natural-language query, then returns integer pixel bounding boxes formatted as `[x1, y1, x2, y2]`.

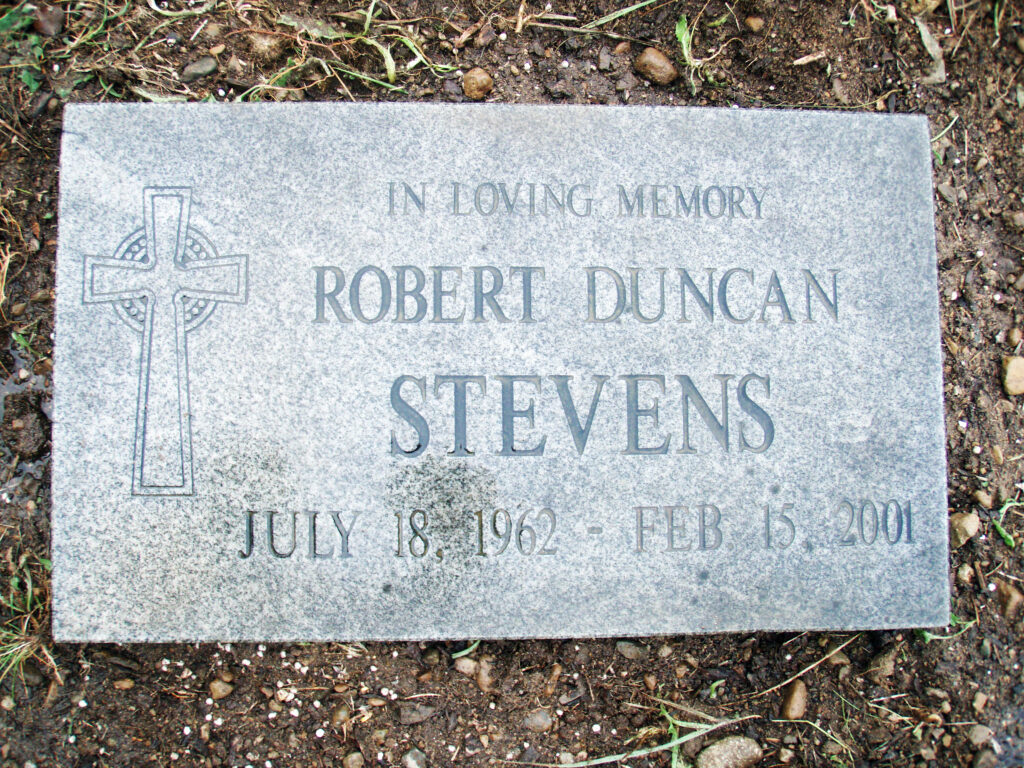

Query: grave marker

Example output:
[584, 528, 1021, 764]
[54, 104, 948, 641]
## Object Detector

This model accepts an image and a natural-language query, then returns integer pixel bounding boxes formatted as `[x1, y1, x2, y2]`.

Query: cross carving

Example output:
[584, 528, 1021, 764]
[83, 187, 248, 496]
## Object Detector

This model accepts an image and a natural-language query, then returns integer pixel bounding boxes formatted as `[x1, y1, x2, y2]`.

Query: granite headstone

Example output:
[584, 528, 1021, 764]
[54, 103, 947, 641]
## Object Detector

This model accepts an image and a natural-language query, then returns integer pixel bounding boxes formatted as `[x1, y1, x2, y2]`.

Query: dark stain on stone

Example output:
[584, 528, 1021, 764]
[386, 456, 498, 598]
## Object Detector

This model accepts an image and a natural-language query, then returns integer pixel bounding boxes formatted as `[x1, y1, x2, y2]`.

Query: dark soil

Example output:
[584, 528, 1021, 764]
[1, 0, 1023, 766]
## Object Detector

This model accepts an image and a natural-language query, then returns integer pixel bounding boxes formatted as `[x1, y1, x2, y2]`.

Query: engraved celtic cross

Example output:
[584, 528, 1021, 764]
[83, 187, 248, 496]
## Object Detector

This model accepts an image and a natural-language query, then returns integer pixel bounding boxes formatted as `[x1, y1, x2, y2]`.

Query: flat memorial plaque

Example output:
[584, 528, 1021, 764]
[54, 103, 947, 641]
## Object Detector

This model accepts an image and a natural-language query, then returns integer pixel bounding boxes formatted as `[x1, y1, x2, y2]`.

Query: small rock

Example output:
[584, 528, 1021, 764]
[597, 47, 613, 71]
[644, 673, 657, 691]
[1003, 356, 1024, 395]
[973, 749, 998, 768]
[474, 22, 496, 48]
[827, 649, 851, 665]
[615, 72, 638, 92]
[182, 56, 218, 83]
[2, 392, 48, 459]
[343, 753, 365, 768]
[523, 708, 554, 733]
[972, 693, 990, 717]
[616, 640, 648, 660]
[937, 182, 957, 204]
[634, 47, 678, 86]
[968, 725, 993, 747]
[780, 679, 807, 720]
[113, 678, 134, 690]
[865, 646, 898, 684]
[973, 489, 994, 509]
[994, 579, 1023, 619]
[209, 43, 226, 56]
[454, 656, 478, 677]
[476, 656, 496, 692]
[957, 563, 974, 585]
[33, 4, 64, 36]
[950, 512, 981, 549]
[744, 16, 764, 32]
[1018, 35, 1024, 55]
[1004, 211, 1024, 231]
[992, 444, 1006, 464]
[1008, 328, 1022, 347]
[399, 703, 436, 725]
[778, 747, 795, 764]
[331, 704, 351, 727]
[209, 679, 234, 700]
[402, 747, 427, 768]
[612, 41, 630, 56]
[462, 67, 493, 100]
[558, 753, 575, 765]
[695, 736, 763, 768]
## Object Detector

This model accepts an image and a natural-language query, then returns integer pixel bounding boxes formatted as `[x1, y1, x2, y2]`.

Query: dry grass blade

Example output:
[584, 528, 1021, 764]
[648, 695, 723, 723]
[0, 244, 13, 314]
[583, 0, 657, 29]
[513, 713, 755, 767]
[755, 633, 861, 698]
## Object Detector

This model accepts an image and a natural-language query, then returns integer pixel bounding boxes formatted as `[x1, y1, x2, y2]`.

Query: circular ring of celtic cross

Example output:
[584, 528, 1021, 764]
[109, 226, 221, 332]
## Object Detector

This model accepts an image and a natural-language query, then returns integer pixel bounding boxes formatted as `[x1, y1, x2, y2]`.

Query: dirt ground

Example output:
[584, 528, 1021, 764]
[1, 0, 1023, 766]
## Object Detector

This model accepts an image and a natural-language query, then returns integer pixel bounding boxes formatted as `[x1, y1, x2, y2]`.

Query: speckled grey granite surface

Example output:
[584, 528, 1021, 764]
[53, 103, 947, 641]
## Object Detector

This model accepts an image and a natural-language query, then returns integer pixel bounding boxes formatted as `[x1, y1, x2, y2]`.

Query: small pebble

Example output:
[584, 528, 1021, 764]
[744, 16, 764, 32]
[1009, 328, 1022, 346]
[462, 67, 493, 100]
[780, 679, 807, 720]
[454, 656, 478, 677]
[695, 736, 763, 768]
[1002, 356, 1024, 395]
[973, 489, 994, 509]
[181, 56, 218, 83]
[331, 704, 351, 727]
[950, 512, 980, 549]
[343, 753, 365, 768]
[937, 182, 957, 204]
[523, 708, 554, 733]
[209, 679, 234, 700]
[615, 640, 648, 660]
[973, 691, 988, 714]
[968, 724, 993, 747]
[402, 747, 427, 768]
[994, 579, 1023, 619]
[113, 679, 134, 690]
[634, 47, 678, 86]
[866, 646, 898, 684]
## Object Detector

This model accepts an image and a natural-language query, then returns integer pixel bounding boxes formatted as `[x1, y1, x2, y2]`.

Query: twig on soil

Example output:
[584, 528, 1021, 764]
[510, 713, 755, 767]
[949, 8, 979, 59]
[648, 695, 722, 723]
[931, 115, 959, 143]
[754, 634, 861, 698]
[772, 718, 853, 757]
